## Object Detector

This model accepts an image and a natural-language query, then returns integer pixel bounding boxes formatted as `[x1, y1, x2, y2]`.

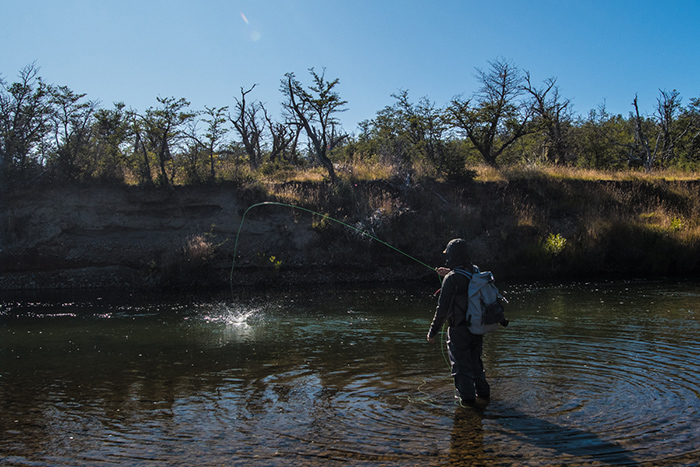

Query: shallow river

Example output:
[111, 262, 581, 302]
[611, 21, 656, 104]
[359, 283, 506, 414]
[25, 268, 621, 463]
[1, 279, 700, 466]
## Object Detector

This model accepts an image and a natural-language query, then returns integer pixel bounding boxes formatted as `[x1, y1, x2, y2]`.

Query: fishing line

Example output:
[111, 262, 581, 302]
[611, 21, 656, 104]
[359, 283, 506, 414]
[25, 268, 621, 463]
[228, 201, 455, 402]
[394, 379, 446, 407]
[229, 201, 437, 295]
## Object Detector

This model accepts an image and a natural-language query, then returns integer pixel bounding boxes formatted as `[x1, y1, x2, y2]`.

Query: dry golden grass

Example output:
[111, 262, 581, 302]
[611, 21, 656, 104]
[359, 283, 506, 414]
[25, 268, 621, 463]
[336, 156, 396, 181]
[269, 184, 306, 205]
[473, 164, 509, 183]
[122, 155, 700, 188]
[494, 165, 700, 183]
[261, 166, 327, 183]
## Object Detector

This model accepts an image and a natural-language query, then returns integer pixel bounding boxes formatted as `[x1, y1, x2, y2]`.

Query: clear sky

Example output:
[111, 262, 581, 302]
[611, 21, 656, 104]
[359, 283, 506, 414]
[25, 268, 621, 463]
[3, 0, 699, 134]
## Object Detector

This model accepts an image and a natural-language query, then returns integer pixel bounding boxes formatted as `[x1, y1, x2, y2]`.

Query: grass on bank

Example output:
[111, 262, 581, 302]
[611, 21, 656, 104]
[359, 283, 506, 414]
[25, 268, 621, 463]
[126, 159, 700, 284]
[474, 164, 700, 183]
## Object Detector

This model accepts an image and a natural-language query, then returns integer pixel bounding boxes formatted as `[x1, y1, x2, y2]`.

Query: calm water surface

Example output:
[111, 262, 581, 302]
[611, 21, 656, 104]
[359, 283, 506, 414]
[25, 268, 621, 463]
[1, 280, 700, 466]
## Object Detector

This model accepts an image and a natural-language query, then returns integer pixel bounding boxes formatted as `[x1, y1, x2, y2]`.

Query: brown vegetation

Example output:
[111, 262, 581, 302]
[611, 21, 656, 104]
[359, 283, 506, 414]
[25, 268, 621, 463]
[4, 165, 698, 291]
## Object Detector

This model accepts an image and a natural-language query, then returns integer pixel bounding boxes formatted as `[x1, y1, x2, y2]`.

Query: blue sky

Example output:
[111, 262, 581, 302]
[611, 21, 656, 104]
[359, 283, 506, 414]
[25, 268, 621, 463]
[3, 0, 699, 134]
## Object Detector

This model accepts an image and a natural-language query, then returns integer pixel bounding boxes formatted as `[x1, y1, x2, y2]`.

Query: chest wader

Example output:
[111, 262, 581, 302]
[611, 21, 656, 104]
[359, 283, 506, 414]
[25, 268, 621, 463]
[447, 294, 490, 404]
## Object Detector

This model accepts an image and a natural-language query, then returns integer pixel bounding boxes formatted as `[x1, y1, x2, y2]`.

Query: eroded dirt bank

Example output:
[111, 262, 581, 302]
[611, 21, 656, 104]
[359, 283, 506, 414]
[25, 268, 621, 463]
[2, 177, 700, 291]
[0, 183, 437, 290]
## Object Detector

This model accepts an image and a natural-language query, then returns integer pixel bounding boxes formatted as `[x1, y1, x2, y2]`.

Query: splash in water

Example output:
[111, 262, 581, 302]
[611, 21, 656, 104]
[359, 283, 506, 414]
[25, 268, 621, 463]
[201, 303, 259, 327]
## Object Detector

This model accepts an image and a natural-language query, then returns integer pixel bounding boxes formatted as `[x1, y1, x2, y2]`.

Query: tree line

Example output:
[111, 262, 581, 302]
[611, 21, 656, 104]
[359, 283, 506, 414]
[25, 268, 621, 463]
[2, 59, 700, 187]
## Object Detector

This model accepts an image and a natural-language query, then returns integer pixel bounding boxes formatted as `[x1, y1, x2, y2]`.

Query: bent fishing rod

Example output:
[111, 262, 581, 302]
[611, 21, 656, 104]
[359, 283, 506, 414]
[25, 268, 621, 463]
[229, 201, 438, 294]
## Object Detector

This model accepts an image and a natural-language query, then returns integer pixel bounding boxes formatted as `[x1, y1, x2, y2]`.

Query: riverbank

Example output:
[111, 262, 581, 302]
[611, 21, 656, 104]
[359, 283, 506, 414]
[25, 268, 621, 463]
[2, 170, 700, 291]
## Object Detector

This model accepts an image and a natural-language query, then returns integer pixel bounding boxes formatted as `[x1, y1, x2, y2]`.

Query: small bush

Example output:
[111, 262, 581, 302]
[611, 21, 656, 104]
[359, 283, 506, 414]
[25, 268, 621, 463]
[254, 252, 283, 271]
[671, 217, 684, 231]
[543, 233, 567, 256]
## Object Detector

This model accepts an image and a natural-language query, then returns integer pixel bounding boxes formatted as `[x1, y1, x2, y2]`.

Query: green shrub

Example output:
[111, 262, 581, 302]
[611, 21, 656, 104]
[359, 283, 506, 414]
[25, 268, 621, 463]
[543, 233, 567, 256]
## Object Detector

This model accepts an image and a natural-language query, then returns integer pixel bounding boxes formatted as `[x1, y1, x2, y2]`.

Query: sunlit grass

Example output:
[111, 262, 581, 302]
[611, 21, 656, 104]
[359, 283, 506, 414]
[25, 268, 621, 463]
[270, 184, 305, 205]
[261, 166, 327, 183]
[336, 156, 396, 181]
[473, 164, 508, 182]
[496, 165, 700, 182]
[78, 156, 700, 281]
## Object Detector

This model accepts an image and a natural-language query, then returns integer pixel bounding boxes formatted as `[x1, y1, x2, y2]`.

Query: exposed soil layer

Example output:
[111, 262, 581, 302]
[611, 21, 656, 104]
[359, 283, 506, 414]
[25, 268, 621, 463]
[3, 177, 700, 291]
[0, 183, 434, 290]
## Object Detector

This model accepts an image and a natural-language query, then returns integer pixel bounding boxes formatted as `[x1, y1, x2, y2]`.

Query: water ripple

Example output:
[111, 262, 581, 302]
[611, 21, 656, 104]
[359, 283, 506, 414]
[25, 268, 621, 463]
[3, 281, 700, 465]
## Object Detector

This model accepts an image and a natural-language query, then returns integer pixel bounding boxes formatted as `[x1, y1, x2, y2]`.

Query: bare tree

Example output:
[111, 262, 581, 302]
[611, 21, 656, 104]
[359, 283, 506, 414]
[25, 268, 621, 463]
[263, 106, 297, 163]
[632, 90, 694, 172]
[687, 98, 700, 153]
[655, 89, 694, 165]
[449, 58, 535, 166]
[280, 68, 347, 181]
[524, 73, 573, 164]
[230, 85, 264, 168]
[632, 95, 655, 172]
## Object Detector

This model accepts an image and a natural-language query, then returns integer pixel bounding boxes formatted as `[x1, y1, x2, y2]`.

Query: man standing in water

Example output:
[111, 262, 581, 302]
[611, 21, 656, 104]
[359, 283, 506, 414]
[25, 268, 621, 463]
[427, 238, 490, 406]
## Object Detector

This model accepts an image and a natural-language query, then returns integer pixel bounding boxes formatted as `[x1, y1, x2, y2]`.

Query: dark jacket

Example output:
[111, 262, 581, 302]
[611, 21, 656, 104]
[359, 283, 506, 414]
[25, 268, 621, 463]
[427, 266, 473, 339]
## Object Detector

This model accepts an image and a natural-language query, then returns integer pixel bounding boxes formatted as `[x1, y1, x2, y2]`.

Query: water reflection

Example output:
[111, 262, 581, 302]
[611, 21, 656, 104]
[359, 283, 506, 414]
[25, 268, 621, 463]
[448, 407, 487, 465]
[1, 280, 700, 465]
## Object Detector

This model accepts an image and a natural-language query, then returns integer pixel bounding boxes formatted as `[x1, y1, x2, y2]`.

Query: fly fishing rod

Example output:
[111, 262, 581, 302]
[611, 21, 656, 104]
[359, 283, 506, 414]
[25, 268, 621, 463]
[229, 201, 438, 294]
[229, 201, 455, 404]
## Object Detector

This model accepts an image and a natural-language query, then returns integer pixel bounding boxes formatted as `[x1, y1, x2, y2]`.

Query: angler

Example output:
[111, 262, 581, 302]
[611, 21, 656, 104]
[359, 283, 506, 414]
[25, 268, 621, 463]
[427, 238, 507, 406]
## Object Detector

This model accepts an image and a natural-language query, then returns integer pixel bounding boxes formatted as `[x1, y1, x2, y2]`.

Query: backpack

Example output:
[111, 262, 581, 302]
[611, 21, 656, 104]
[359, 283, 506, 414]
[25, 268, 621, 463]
[454, 267, 508, 335]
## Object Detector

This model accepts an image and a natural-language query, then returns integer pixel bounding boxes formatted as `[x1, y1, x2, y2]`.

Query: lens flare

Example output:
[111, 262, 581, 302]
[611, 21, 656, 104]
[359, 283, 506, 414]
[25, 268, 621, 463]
[240, 12, 249, 24]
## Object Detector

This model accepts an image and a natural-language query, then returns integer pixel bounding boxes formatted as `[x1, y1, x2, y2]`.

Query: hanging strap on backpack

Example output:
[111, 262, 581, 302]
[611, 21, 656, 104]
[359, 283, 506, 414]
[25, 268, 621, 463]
[452, 266, 478, 326]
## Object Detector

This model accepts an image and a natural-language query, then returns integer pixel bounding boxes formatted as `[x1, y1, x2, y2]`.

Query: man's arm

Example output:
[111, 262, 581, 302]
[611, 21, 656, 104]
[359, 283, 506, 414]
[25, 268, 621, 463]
[426, 274, 455, 342]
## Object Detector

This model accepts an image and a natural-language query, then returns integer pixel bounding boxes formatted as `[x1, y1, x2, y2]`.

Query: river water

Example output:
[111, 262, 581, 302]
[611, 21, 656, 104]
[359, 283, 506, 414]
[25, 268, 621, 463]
[1, 279, 700, 466]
